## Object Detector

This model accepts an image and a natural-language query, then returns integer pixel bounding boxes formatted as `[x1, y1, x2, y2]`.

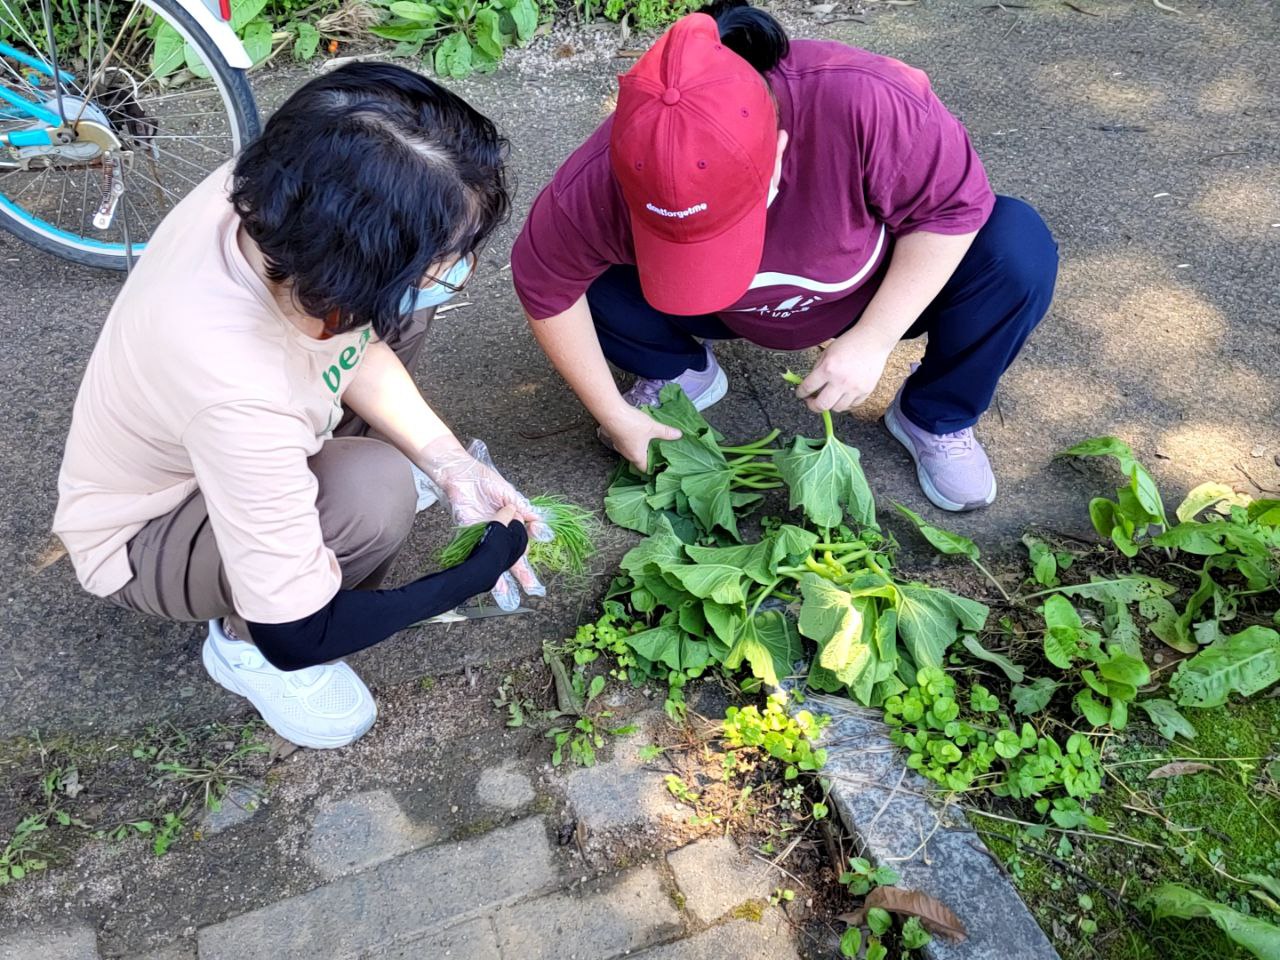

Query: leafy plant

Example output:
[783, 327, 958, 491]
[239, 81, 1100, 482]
[368, 0, 539, 79]
[1169, 625, 1280, 708]
[839, 856, 900, 896]
[600, 0, 691, 29]
[439, 494, 600, 578]
[604, 381, 988, 710]
[1061, 436, 1169, 556]
[0, 815, 48, 885]
[722, 696, 829, 781]
[884, 666, 1105, 805]
[1143, 883, 1280, 960]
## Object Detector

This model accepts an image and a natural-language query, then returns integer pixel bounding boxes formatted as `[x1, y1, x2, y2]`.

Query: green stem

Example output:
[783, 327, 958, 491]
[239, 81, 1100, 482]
[970, 558, 1013, 604]
[865, 555, 890, 580]
[821, 409, 835, 440]
[732, 478, 784, 491]
[718, 429, 781, 453]
[734, 463, 781, 477]
[749, 578, 783, 618]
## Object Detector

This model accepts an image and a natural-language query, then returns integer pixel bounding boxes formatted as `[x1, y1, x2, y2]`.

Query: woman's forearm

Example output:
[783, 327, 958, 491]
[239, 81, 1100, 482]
[340, 340, 466, 469]
[840, 229, 977, 350]
[527, 295, 630, 426]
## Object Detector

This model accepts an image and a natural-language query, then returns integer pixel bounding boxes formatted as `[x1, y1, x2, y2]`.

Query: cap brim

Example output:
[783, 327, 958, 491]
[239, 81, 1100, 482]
[632, 198, 766, 317]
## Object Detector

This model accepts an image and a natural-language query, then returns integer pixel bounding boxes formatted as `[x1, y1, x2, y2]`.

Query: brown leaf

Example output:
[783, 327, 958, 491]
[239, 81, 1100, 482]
[864, 887, 967, 942]
[1147, 761, 1216, 779]
[836, 910, 864, 926]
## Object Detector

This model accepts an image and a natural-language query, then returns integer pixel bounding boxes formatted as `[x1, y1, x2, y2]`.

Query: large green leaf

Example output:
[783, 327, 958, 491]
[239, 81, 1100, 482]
[619, 516, 686, 579]
[473, 7, 505, 59]
[703, 600, 743, 649]
[1139, 595, 1197, 653]
[893, 502, 980, 561]
[434, 32, 473, 78]
[960, 635, 1025, 682]
[1042, 595, 1100, 668]
[151, 22, 186, 78]
[626, 624, 683, 670]
[1170, 626, 1280, 708]
[684, 541, 776, 585]
[778, 433, 876, 530]
[724, 612, 801, 688]
[391, 1, 439, 20]
[1135, 699, 1197, 741]
[626, 624, 708, 672]
[1176, 482, 1246, 523]
[647, 384, 723, 442]
[293, 21, 321, 60]
[1144, 884, 1280, 960]
[894, 583, 988, 668]
[239, 18, 273, 65]
[797, 575, 876, 686]
[1050, 575, 1176, 604]
[1011, 677, 1060, 715]
[508, 0, 539, 42]
[659, 432, 726, 476]
[664, 564, 748, 605]
[681, 469, 739, 539]
[231, 0, 270, 31]
[769, 524, 819, 566]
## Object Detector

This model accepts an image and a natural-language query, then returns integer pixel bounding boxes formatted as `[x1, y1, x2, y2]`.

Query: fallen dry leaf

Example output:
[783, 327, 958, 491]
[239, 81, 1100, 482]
[849, 887, 968, 942]
[1147, 761, 1216, 779]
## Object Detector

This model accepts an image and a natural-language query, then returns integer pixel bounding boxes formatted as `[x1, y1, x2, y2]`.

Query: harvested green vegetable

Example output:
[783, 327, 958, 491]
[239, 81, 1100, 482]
[438, 495, 600, 576]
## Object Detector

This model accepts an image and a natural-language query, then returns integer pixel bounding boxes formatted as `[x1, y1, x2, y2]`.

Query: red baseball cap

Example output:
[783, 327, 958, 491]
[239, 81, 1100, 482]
[610, 13, 778, 316]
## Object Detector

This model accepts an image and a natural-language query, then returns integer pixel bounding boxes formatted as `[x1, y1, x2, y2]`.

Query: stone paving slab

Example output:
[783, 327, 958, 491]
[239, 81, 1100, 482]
[563, 711, 671, 830]
[123, 942, 197, 960]
[361, 917, 499, 960]
[801, 693, 1059, 960]
[305, 788, 440, 879]
[632, 915, 799, 960]
[493, 863, 682, 960]
[665, 836, 773, 925]
[197, 817, 557, 960]
[0, 927, 98, 960]
[475, 761, 536, 812]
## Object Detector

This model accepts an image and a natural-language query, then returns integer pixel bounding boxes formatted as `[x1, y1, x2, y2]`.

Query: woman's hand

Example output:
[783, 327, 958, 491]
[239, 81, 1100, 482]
[796, 327, 894, 414]
[599, 404, 682, 473]
[421, 438, 550, 609]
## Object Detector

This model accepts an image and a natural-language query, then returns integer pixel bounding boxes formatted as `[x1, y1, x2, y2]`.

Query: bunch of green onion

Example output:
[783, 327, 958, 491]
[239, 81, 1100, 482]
[437, 494, 600, 577]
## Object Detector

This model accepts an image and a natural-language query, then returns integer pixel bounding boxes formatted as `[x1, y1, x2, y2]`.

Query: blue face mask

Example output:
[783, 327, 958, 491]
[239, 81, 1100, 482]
[400, 256, 474, 313]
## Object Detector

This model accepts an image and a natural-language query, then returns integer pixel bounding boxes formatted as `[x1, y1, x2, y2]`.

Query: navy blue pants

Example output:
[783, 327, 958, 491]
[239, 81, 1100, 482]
[586, 195, 1058, 434]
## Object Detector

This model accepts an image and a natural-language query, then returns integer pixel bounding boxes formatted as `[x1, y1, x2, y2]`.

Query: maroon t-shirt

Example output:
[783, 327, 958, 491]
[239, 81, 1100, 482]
[511, 40, 995, 350]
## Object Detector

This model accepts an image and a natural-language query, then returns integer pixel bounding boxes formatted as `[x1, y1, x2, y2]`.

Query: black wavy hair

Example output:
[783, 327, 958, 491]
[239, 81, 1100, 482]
[230, 62, 510, 339]
[700, 0, 789, 75]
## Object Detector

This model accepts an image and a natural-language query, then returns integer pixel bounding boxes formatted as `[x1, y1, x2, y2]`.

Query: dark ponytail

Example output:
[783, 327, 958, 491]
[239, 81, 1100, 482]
[700, 0, 789, 75]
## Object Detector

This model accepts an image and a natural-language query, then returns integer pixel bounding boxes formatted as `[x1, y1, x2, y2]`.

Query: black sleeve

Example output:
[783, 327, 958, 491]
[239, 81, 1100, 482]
[246, 520, 528, 671]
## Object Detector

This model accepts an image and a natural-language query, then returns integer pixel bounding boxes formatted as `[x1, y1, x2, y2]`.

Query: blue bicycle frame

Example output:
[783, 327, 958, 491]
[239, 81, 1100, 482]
[0, 38, 78, 147]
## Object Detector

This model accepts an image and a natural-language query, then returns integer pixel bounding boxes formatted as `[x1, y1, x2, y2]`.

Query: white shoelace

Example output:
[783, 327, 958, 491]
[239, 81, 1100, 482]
[931, 429, 976, 458]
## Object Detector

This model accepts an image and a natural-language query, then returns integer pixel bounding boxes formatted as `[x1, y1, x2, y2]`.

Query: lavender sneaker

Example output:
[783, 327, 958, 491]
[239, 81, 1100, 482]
[883, 386, 997, 512]
[622, 343, 728, 412]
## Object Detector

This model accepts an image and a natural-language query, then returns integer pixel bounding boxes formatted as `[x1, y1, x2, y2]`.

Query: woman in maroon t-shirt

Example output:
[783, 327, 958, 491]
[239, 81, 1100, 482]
[510, 1, 1057, 512]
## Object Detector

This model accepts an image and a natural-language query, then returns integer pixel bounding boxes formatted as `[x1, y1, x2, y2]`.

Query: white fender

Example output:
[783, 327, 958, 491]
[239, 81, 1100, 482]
[145, 0, 253, 70]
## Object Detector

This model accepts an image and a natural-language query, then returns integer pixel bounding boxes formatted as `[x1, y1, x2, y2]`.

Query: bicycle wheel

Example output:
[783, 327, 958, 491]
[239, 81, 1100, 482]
[0, 0, 260, 270]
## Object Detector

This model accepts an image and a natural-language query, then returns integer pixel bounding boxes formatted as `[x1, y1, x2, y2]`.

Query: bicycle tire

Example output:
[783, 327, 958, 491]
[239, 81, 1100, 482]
[0, 0, 261, 271]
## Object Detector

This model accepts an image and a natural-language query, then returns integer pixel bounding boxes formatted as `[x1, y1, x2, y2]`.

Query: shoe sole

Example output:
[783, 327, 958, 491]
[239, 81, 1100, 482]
[883, 404, 997, 513]
[690, 366, 729, 412]
[201, 638, 375, 750]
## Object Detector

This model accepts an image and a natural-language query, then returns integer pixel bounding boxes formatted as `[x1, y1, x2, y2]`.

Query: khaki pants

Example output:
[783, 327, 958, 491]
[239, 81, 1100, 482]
[109, 307, 434, 636]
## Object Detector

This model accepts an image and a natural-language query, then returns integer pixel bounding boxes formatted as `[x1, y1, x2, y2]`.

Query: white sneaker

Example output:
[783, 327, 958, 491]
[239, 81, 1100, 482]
[201, 620, 377, 749]
[410, 463, 440, 513]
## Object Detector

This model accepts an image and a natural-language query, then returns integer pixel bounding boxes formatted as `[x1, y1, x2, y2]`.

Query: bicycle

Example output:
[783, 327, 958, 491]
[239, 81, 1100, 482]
[0, 0, 260, 270]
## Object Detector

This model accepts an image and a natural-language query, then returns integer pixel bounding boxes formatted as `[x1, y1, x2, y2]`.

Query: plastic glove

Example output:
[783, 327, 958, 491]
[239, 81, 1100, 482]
[427, 437, 551, 610]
